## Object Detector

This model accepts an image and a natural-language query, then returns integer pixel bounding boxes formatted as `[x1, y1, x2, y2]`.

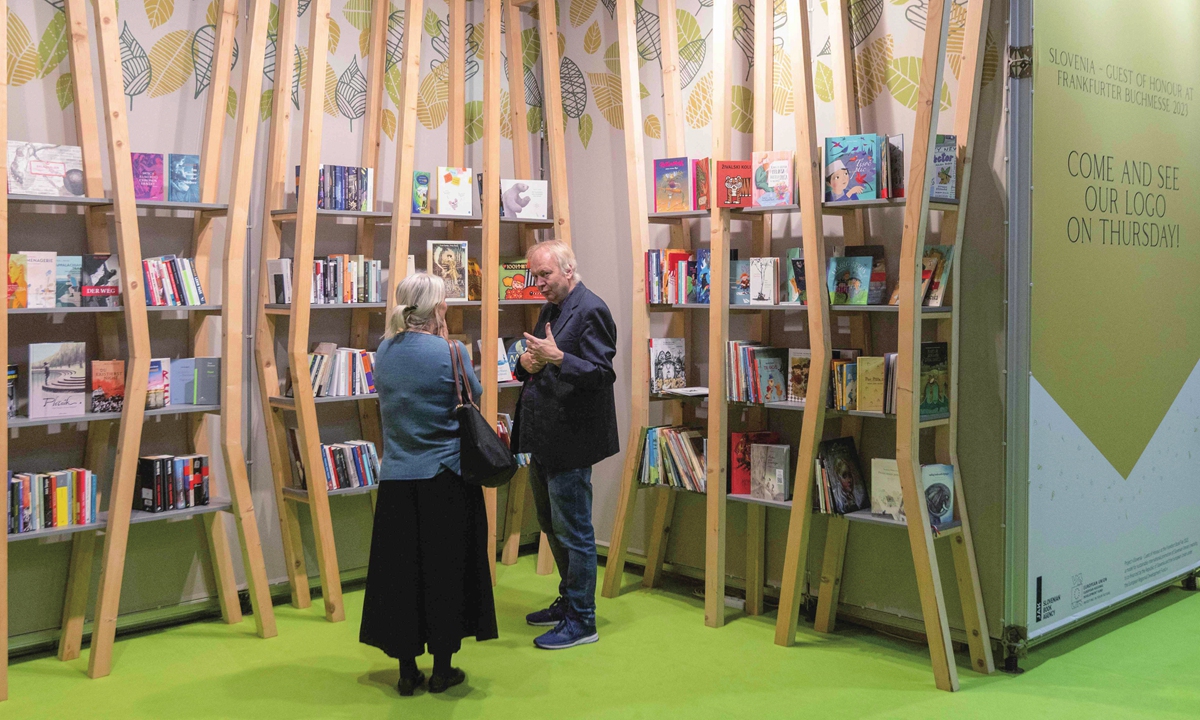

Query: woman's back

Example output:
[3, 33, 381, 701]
[375, 332, 481, 480]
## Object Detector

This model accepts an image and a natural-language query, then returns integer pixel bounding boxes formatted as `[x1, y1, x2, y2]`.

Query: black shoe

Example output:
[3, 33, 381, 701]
[428, 668, 466, 694]
[526, 596, 567, 627]
[397, 670, 426, 696]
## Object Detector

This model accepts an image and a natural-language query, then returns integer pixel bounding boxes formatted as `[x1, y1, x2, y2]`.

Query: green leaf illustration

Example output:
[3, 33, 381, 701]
[676, 9, 701, 47]
[583, 22, 601, 55]
[522, 27, 540, 72]
[36, 10, 69, 78]
[526, 105, 544, 135]
[578, 112, 593, 149]
[336, 56, 368, 130]
[815, 60, 834, 103]
[464, 99, 484, 145]
[423, 9, 441, 37]
[385, 63, 401, 106]
[885, 56, 920, 109]
[292, 46, 308, 109]
[56, 72, 74, 109]
[586, 71, 622, 129]
[382, 108, 396, 139]
[385, 10, 404, 71]
[268, 2, 278, 40]
[569, 0, 596, 27]
[227, 86, 237, 118]
[120, 22, 151, 106]
[731, 85, 753, 133]
[260, 88, 273, 121]
[560, 56, 587, 119]
[343, 0, 372, 31]
[263, 37, 275, 81]
[8, 11, 38, 87]
[329, 19, 341, 54]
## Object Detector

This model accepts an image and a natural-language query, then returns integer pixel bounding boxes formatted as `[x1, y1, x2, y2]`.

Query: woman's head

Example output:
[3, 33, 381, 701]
[386, 272, 447, 338]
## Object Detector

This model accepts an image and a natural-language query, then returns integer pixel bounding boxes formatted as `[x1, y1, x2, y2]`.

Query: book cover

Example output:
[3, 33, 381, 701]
[785, 248, 804, 303]
[824, 134, 880, 202]
[428, 240, 469, 300]
[467, 257, 483, 301]
[170, 358, 195, 404]
[6, 141, 86, 197]
[649, 338, 686, 393]
[194, 357, 220, 404]
[730, 431, 779, 494]
[411, 171, 431, 213]
[345, 166, 360, 211]
[887, 135, 905, 198]
[919, 342, 950, 417]
[730, 260, 751, 304]
[826, 255, 872, 305]
[131, 152, 164, 200]
[495, 342, 514, 383]
[24, 251, 56, 309]
[653, 157, 690, 212]
[787, 349, 811, 402]
[715, 160, 753, 208]
[871, 457, 903, 521]
[166, 153, 201, 203]
[506, 339, 527, 376]
[750, 443, 790, 501]
[818, 436, 867, 514]
[146, 359, 165, 410]
[91, 359, 125, 413]
[749, 257, 778, 305]
[845, 245, 887, 304]
[754, 348, 788, 403]
[55, 255, 82, 307]
[29, 342, 86, 419]
[751, 150, 793, 207]
[856, 356, 885, 413]
[843, 362, 858, 410]
[499, 258, 544, 300]
[82, 254, 121, 307]
[692, 157, 711, 210]
[501, 179, 549, 219]
[436, 166, 473, 216]
[8, 253, 26, 308]
[695, 249, 711, 304]
[930, 134, 957, 200]
[924, 245, 955, 306]
[921, 464, 956, 525]
[7, 364, 16, 418]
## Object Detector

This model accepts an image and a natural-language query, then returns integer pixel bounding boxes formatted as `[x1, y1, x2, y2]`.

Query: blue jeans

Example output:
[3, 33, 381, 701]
[529, 459, 597, 627]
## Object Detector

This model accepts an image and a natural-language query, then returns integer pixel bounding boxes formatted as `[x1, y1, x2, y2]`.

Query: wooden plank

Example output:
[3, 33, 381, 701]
[0, 0, 7, 692]
[536, 532, 554, 574]
[893, 0, 957, 692]
[199, 512, 243, 624]
[481, 0, 503, 585]
[501, 471, 528, 564]
[87, 0, 153, 679]
[774, 0, 831, 647]
[744, 503, 766, 616]
[813, 515, 850, 632]
[56, 531, 97, 662]
[536, 0, 571, 243]
[448, 0, 467, 165]
[386, 0, 426, 311]
[63, 0, 108, 247]
[641, 487, 676, 588]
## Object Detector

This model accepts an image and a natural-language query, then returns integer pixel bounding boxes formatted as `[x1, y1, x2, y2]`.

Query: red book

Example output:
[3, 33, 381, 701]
[716, 161, 753, 208]
[729, 431, 780, 494]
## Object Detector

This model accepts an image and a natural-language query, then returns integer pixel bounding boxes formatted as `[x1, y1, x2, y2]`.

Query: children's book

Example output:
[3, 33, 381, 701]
[919, 342, 950, 418]
[692, 158, 711, 211]
[6, 141, 85, 197]
[7, 254, 26, 308]
[785, 248, 804, 303]
[924, 245, 954, 306]
[826, 256, 872, 305]
[24, 251, 56, 309]
[436, 166, 473, 216]
[653, 157, 690, 212]
[82, 254, 122, 307]
[845, 245, 887, 304]
[495, 342, 513, 383]
[649, 338, 686, 393]
[749, 257, 779, 305]
[55, 255, 82, 307]
[921, 464, 956, 525]
[695, 249, 711, 304]
[824, 134, 880, 202]
[930, 134, 957, 200]
[131, 152, 164, 201]
[730, 260, 751, 305]
[750, 443, 790, 502]
[506, 339, 527, 376]
[427, 240, 469, 300]
[412, 171, 431, 213]
[751, 150, 793, 207]
[754, 348, 788, 403]
[91, 359, 125, 413]
[870, 458, 903, 521]
[498, 258, 544, 301]
[501, 179, 549, 219]
[29, 342, 86, 419]
[716, 161, 753, 208]
[787, 349, 811, 402]
[817, 436, 867, 514]
[167, 153, 201, 203]
[467, 257, 483, 301]
[730, 431, 780, 495]
[856, 356, 885, 413]
[7, 364, 16, 418]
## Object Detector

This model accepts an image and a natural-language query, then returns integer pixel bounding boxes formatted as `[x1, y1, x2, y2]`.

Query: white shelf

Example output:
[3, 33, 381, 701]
[128, 501, 231, 525]
[728, 493, 792, 509]
[268, 393, 378, 409]
[8, 304, 220, 315]
[7, 519, 104, 542]
[9, 404, 218, 429]
[282, 483, 377, 502]
[843, 508, 961, 534]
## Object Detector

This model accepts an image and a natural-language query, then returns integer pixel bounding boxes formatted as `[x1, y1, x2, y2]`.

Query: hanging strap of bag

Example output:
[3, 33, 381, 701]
[448, 339, 476, 410]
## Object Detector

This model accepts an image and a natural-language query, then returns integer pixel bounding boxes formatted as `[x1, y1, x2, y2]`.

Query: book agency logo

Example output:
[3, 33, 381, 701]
[1035, 576, 1061, 623]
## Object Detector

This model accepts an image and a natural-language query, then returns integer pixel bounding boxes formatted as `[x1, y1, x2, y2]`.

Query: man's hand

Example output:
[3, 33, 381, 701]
[524, 323, 565, 367]
[519, 349, 546, 374]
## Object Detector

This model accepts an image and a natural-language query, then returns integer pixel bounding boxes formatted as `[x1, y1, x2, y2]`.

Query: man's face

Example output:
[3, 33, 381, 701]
[529, 249, 572, 304]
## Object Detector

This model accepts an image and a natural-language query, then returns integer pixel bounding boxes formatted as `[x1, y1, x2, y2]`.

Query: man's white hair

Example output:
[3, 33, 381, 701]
[527, 240, 582, 282]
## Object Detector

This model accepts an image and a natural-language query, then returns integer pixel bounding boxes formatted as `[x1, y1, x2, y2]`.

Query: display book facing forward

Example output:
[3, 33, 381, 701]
[144, 357, 221, 410]
[294, 164, 376, 211]
[499, 258, 546, 301]
[870, 458, 956, 526]
[134, 454, 210, 513]
[282, 342, 377, 398]
[826, 342, 948, 418]
[652, 157, 712, 212]
[8, 252, 121, 308]
[265, 255, 385, 305]
[636, 425, 707, 493]
[285, 430, 381, 492]
[726, 341, 790, 404]
[131, 152, 202, 202]
[8, 466, 99, 534]
[823, 133, 955, 203]
[6, 141, 86, 197]
[142, 255, 207, 306]
[645, 248, 711, 305]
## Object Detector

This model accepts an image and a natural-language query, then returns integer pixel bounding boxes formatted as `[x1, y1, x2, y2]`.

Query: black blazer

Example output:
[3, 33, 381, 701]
[512, 282, 619, 473]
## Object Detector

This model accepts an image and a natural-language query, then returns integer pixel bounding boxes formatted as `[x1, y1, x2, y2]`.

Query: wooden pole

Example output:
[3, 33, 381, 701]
[481, 0, 502, 585]
[0, 0, 8, 698]
[536, 0, 571, 242]
[386, 0, 426, 309]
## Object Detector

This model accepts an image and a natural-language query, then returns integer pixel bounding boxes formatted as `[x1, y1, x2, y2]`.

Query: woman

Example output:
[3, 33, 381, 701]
[359, 272, 497, 696]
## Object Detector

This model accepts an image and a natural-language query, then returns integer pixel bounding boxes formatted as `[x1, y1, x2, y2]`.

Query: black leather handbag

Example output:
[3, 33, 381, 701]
[448, 340, 517, 488]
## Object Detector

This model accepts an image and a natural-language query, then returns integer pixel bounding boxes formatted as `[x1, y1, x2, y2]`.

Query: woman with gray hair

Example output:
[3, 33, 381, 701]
[359, 272, 497, 696]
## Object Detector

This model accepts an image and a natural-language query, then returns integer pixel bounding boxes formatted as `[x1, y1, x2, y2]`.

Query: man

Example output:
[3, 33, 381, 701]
[512, 240, 619, 650]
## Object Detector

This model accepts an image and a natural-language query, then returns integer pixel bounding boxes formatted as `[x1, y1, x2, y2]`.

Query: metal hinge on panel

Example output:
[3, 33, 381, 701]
[1009, 45, 1033, 79]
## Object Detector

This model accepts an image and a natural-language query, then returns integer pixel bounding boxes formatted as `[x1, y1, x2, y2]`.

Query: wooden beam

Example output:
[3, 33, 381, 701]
[386, 0, 426, 310]
[536, 0, 571, 243]
[448, 0, 467, 166]
[813, 515, 849, 632]
[744, 503, 766, 616]
[641, 487, 676, 588]
[481, 0, 503, 585]
[0, 0, 7, 695]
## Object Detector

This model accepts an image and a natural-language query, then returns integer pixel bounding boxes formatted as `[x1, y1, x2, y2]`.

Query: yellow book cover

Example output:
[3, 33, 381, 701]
[55, 473, 69, 526]
[857, 356, 886, 413]
[8, 253, 27, 308]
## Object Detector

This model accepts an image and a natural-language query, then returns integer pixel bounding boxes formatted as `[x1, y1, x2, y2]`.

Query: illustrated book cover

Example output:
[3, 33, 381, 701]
[856, 356, 885, 413]
[7, 253, 26, 308]
[55, 255, 82, 307]
[826, 255, 872, 305]
[845, 245, 887, 304]
[785, 248, 805, 303]
[6, 141, 85, 197]
[131, 152, 164, 201]
[167, 153, 201, 203]
[695, 249, 711, 303]
[91, 359, 125, 413]
[887, 135, 905, 198]
[754, 348, 788, 403]
[748, 257, 779, 305]
[427, 240, 469, 301]
[653, 157, 690, 213]
[824, 134, 880, 202]
[82, 254, 122, 307]
[750, 443, 791, 502]
[499, 258, 544, 300]
[787, 349, 811, 402]
[930, 134, 957, 200]
[28, 342, 86, 419]
[412, 171, 431, 213]
[919, 342, 949, 417]
[924, 245, 955, 306]
[649, 337, 686, 394]
[692, 157, 711, 211]
[730, 260, 751, 305]
[818, 436, 867, 514]
[436, 166, 473, 216]
[24, 251, 56, 309]
[751, 150, 793, 207]
[501, 179, 549, 219]
[870, 458, 903, 521]
[715, 160, 753, 208]
[730, 431, 780, 495]
[921, 464, 956, 525]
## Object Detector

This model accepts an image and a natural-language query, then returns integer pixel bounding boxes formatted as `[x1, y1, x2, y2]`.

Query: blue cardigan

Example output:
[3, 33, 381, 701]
[375, 332, 482, 480]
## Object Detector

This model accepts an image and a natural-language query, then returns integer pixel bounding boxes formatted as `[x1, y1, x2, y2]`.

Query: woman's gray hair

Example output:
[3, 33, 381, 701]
[385, 271, 446, 338]
[527, 239, 581, 282]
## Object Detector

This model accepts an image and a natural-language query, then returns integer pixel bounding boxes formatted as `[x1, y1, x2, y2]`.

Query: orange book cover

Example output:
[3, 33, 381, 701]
[8, 253, 27, 308]
[91, 359, 125, 413]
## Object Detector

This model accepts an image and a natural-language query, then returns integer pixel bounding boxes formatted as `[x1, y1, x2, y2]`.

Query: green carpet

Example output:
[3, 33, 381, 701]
[6, 556, 1200, 718]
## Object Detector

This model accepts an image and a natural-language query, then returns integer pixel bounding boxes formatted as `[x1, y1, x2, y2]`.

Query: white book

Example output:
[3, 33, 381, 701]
[157, 357, 172, 406]
[436, 166, 473, 216]
[497, 342, 513, 383]
[649, 338, 686, 393]
[750, 443, 790, 502]
[24, 252, 57, 308]
[28, 342, 86, 418]
[921, 464, 956, 525]
[929, 134, 957, 200]
[500, 179, 549, 219]
[870, 458, 904, 521]
[266, 258, 292, 303]
[748, 257, 779, 305]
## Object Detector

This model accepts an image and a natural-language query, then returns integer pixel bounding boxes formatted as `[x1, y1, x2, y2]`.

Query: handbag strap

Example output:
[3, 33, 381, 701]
[447, 339, 476, 408]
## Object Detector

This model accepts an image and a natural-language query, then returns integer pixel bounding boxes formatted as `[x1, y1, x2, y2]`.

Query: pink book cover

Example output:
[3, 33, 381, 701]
[131, 152, 164, 201]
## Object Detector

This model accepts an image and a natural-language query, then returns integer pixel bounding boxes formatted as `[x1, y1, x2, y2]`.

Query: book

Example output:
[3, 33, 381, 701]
[638, 426, 707, 492]
[817, 436, 867, 514]
[496, 342, 514, 383]
[55, 255, 83, 307]
[81, 254, 121, 307]
[930, 134, 957, 200]
[266, 258, 292, 304]
[467, 257, 483, 301]
[754, 348, 788, 403]
[7, 364, 16, 418]
[824, 134, 880, 202]
[748, 257, 779, 305]
[716, 160, 753, 208]
[427, 240, 469, 300]
[826, 255, 872, 305]
[7, 253, 26, 308]
[499, 258, 544, 300]
[24, 252, 57, 309]
[653, 157, 690, 212]
[436, 166, 473, 216]
[845, 245, 887, 304]
[784, 248, 804, 303]
[170, 358, 195, 404]
[506, 339, 527, 376]
[919, 342, 950, 417]
[924, 245, 954, 307]
[730, 431, 779, 494]
[695, 249, 711, 304]
[787, 349, 811, 402]
[887, 135, 905, 198]
[167, 153, 201, 203]
[501, 179, 549, 219]
[131, 152, 164, 200]
[146, 359, 166, 409]
[751, 150, 793, 207]
[90, 360, 125, 413]
[6, 141, 86, 197]
[856, 356, 885, 413]
[28, 342, 86, 419]
[750, 443, 790, 501]
[730, 260, 751, 304]
[921, 464, 956, 525]
[194, 357, 220, 405]
[692, 157, 711, 210]
[649, 338, 686, 393]
[871, 458, 903, 521]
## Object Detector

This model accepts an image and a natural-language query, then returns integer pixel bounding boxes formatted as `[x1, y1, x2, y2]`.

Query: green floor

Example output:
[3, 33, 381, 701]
[6, 556, 1200, 718]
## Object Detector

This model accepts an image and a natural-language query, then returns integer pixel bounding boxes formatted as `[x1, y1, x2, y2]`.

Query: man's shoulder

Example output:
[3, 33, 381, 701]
[576, 283, 613, 317]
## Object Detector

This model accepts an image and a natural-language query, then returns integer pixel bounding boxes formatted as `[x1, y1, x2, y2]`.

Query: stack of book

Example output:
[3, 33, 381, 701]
[726, 342, 791, 404]
[265, 256, 385, 305]
[652, 157, 712, 212]
[134, 454, 210, 513]
[7, 467, 99, 534]
[131, 152, 201, 202]
[814, 436, 867, 515]
[645, 248, 711, 304]
[8, 252, 121, 308]
[295, 343, 377, 398]
[295, 164, 376, 211]
[142, 255, 207, 306]
[636, 425, 707, 493]
[709, 151, 795, 209]
[285, 432, 381, 492]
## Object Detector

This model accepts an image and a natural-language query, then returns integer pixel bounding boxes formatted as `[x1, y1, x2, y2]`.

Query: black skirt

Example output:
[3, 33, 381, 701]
[359, 471, 498, 658]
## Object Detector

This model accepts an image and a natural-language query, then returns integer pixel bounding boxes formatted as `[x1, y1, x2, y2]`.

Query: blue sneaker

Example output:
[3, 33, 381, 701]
[534, 613, 598, 650]
[526, 596, 567, 627]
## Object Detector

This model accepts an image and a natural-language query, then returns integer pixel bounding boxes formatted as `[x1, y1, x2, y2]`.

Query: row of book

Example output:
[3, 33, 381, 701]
[295, 164, 377, 212]
[298, 343, 377, 398]
[265, 256, 386, 305]
[726, 342, 797, 404]
[636, 425, 707, 493]
[644, 249, 712, 305]
[868, 458, 956, 525]
[7, 467, 99, 534]
[729, 431, 791, 502]
[8, 252, 122, 309]
[142, 255, 207, 306]
[828, 343, 948, 416]
[813, 436, 955, 526]
[285, 431, 381, 492]
[412, 167, 555, 221]
[135, 454, 210, 513]
[7, 141, 203, 203]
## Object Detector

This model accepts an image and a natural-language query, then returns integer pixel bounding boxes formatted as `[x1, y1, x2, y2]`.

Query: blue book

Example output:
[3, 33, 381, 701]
[170, 358, 195, 405]
[824, 134, 881, 202]
[167, 153, 201, 203]
[826, 256, 873, 305]
[55, 255, 82, 307]
[730, 260, 751, 305]
[696, 249, 711, 304]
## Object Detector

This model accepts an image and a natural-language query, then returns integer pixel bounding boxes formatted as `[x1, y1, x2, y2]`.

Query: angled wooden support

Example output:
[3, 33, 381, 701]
[0, 0, 8, 698]
[480, 0, 502, 585]
[535, 0, 571, 243]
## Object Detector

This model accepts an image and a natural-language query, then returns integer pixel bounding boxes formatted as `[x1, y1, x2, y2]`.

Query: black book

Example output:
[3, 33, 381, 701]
[333, 446, 351, 489]
[42, 475, 53, 528]
[286, 427, 307, 490]
[193, 456, 208, 506]
[817, 437, 867, 515]
[135, 457, 157, 512]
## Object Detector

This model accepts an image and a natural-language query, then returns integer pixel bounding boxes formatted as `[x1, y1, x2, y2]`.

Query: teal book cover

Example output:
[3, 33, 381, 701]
[754, 348, 788, 404]
[824, 134, 880, 202]
[167, 153, 201, 203]
[55, 255, 82, 307]
[826, 256, 872, 305]
[730, 260, 751, 305]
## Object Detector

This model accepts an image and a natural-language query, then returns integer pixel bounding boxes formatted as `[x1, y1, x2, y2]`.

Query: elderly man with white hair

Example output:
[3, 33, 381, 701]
[511, 239, 619, 650]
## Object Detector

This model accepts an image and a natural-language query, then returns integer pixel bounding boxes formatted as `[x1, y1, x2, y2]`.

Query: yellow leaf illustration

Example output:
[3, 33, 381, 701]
[578, 112, 593, 148]
[586, 71, 623, 129]
[469, 24, 485, 60]
[145, 0, 174, 28]
[382, 108, 396, 140]
[328, 19, 342, 53]
[815, 60, 834, 103]
[227, 86, 237, 118]
[527, 105, 543, 135]
[360, 27, 371, 57]
[886, 56, 922, 110]
[941, 81, 952, 111]
[731, 85, 753, 134]
[7, 11, 38, 87]
[854, 34, 892, 108]
[583, 22, 601, 55]
[773, 46, 792, 115]
[603, 41, 620, 75]
[416, 64, 449, 129]
[260, 88, 273, 121]
[324, 63, 339, 116]
[945, 3, 968, 79]
[644, 114, 661, 140]
[385, 63, 401, 106]
[558, 33, 565, 60]
[676, 9, 701, 47]
[640, 83, 649, 99]
[148, 29, 195, 98]
[56, 73, 74, 109]
[205, 0, 236, 27]
[982, 32, 999, 87]
[343, 0, 373, 31]
[500, 88, 512, 140]
[685, 71, 712, 129]
[569, 0, 596, 27]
